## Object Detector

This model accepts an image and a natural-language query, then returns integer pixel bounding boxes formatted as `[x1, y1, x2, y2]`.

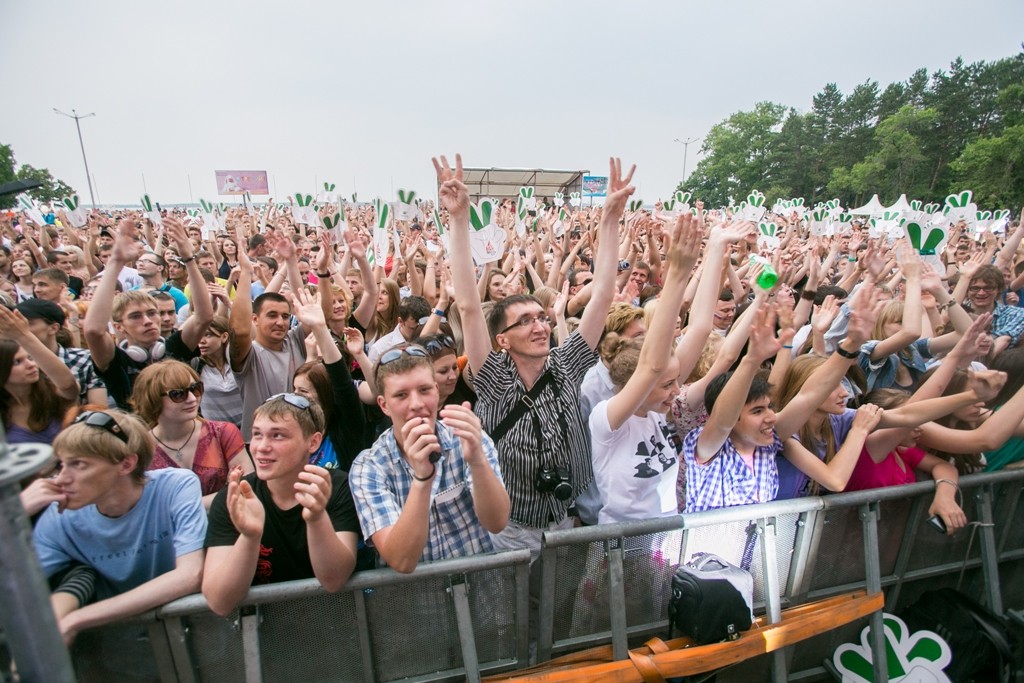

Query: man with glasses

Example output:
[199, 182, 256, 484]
[349, 346, 509, 572]
[202, 394, 360, 615]
[439, 153, 630, 558]
[32, 410, 207, 643]
[83, 218, 214, 409]
[958, 264, 1024, 354]
[135, 252, 188, 311]
[367, 295, 431, 364]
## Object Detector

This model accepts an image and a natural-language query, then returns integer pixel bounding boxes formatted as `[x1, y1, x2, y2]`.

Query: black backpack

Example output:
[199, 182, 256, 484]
[900, 588, 1017, 683]
[668, 553, 754, 645]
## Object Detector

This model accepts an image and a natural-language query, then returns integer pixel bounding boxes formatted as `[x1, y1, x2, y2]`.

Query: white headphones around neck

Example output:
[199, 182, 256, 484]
[119, 338, 167, 364]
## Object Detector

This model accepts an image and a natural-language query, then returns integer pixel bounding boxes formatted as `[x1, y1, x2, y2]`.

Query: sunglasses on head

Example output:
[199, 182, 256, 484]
[421, 336, 456, 357]
[264, 392, 311, 410]
[73, 410, 128, 444]
[164, 381, 204, 403]
[378, 345, 429, 366]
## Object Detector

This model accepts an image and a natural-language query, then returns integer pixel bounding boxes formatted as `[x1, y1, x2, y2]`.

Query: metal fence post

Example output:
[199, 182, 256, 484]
[758, 518, 788, 683]
[449, 575, 481, 683]
[162, 617, 196, 683]
[240, 606, 262, 683]
[537, 546, 558, 662]
[976, 485, 1003, 614]
[607, 540, 628, 661]
[860, 502, 888, 683]
[352, 590, 377, 683]
[0, 440, 76, 683]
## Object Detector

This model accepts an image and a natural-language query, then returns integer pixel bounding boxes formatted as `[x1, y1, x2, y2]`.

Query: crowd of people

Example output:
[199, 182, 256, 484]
[4, 153, 1024, 645]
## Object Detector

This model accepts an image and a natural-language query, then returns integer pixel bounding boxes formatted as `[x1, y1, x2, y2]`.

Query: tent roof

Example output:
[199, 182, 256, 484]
[458, 168, 588, 200]
[850, 194, 885, 216]
[885, 194, 913, 214]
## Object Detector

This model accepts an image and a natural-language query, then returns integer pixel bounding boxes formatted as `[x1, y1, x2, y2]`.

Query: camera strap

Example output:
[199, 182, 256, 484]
[490, 371, 554, 443]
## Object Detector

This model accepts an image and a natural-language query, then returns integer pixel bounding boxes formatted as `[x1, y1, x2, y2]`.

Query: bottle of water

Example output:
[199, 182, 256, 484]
[748, 255, 778, 290]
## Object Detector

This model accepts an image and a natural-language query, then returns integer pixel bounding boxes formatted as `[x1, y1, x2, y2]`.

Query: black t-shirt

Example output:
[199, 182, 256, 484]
[204, 470, 360, 585]
[68, 275, 84, 298]
[96, 330, 198, 409]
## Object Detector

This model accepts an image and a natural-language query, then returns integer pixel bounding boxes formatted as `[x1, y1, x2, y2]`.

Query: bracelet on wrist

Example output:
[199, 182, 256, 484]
[178, 255, 196, 264]
[835, 341, 859, 359]
[433, 308, 445, 317]
[316, 271, 332, 278]
[847, 257, 857, 262]
[800, 289, 817, 301]
[412, 465, 435, 482]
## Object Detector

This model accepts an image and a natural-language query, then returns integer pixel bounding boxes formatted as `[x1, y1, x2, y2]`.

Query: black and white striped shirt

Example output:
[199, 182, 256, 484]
[474, 332, 599, 528]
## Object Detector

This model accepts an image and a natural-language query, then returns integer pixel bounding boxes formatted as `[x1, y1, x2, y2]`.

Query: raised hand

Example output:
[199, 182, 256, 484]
[343, 227, 367, 260]
[850, 403, 884, 433]
[432, 154, 470, 218]
[111, 218, 142, 264]
[164, 216, 194, 259]
[291, 288, 326, 328]
[342, 326, 366, 357]
[811, 295, 840, 335]
[295, 465, 333, 523]
[0, 306, 32, 341]
[664, 212, 702, 274]
[958, 251, 986, 280]
[439, 402, 485, 465]
[967, 368, 1007, 403]
[315, 233, 333, 274]
[552, 280, 570, 319]
[226, 467, 264, 538]
[949, 312, 992, 360]
[846, 283, 883, 346]
[747, 305, 794, 362]
[600, 157, 637, 220]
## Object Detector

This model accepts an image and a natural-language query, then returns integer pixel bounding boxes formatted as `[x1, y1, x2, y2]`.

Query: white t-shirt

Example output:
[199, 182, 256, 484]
[589, 400, 681, 524]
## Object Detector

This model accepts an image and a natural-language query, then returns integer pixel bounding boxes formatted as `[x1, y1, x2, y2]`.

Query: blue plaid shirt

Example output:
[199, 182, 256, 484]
[682, 426, 781, 514]
[992, 302, 1024, 347]
[349, 422, 503, 565]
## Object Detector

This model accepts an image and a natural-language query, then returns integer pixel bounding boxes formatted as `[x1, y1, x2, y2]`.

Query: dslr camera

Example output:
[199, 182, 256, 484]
[534, 464, 573, 501]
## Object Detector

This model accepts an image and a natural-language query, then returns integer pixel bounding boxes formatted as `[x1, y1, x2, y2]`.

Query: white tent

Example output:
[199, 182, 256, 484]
[884, 194, 913, 214]
[849, 194, 886, 216]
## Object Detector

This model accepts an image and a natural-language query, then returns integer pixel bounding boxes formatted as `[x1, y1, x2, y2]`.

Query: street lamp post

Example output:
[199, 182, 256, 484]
[673, 136, 701, 183]
[53, 108, 97, 208]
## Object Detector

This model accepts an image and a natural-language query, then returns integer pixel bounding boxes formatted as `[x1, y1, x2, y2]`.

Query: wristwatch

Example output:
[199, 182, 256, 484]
[835, 341, 859, 359]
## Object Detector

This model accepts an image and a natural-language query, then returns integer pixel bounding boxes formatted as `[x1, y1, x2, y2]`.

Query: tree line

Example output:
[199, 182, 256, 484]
[683, 49, 1024, 212]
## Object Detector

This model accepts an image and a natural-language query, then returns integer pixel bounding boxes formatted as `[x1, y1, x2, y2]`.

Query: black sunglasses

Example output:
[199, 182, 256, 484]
[164, 381, 204, 403]
[264, 392, 311, 410]
[378, 345, 429, 366]
[73, 411, 128, 444]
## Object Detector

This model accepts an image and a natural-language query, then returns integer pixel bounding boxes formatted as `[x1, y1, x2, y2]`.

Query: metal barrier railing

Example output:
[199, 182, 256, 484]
[534, 468, 1024, 683]
[7, 468, 1021, 682]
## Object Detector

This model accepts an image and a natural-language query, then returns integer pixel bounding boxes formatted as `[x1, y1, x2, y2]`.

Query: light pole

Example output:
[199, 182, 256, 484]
[673, 136, 701, 183]
[53, 108, 97, 208]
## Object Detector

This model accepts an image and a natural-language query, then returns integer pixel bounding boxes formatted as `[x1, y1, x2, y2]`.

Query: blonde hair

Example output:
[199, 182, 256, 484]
[255, 395, 325, 438]
[606, 335, 644, 387]
[776, 355, 837, 494]
[871, 300, 904, 341]
[685, 334, 724, 384]
[112, 290, 158, 322]
[53, 410, 154, 485]
[131, 361, 200, 427]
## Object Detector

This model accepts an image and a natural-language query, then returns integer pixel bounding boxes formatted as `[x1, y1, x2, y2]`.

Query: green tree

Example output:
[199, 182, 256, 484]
[951, 125, 1024, 209]
[683, 102, 787, 207]
[0, 143, 76, 209]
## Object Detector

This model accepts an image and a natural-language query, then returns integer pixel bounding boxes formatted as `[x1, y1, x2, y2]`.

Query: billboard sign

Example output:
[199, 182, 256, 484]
[582, 175, 608, 197]
[215, 170, 269, 195]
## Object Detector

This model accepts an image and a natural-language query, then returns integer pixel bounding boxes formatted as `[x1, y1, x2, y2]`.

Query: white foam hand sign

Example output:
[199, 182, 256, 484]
[198, 198, 221, 237]
[16, 194, 45, 226]
[518, 186, 537, 211]
[291, 194, 317, 226]
[468, 198, 505, 265]
[372, 198, 391, 264]
[61, 195, 88, 228]
[396, 189, 419, 221]
[317, 182, 338, 204]
[141, 194, 163, 227]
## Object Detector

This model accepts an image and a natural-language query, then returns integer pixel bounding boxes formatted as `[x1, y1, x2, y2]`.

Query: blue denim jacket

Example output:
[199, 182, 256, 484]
[857, 338, 933, 392]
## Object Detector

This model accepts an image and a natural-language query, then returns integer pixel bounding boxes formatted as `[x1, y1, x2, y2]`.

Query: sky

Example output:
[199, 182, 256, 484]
[3, 0, 1022, 207]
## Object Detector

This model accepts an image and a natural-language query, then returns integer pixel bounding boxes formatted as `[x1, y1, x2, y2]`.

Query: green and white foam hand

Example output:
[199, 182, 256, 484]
[396, 189, 419, 221]
[809, 207, 830, 236]
[675, 190, 693, 214]
[198, 198, 221, 237]
[61, 195, 88, 228]
[317, 182, 338, 204]
[833, 613, 952, 683]
[17, 194, 45, 226]
[923, 201, 941, 216]
[974, 210, 994, 234]
[990, 209, 1011, 234]
[321, 207, 345, 244]
[735, 190, 767, 222]
[628, 199, 644, 213]
[371, 198, 391, 264]
[904, 220, 948, 256]
[141, 194, 163, 226]
[513, 197, 528, 237]
[518, 186, 537, 211]
[291, 193, 316, 226]
[431, 207, 449, 252]
[467, 198, 505, 266]
[757, 221, 781, 250]
[552, 192, 564, 208]
[568, 192, 581, 208]
[942, 190, 976, 226]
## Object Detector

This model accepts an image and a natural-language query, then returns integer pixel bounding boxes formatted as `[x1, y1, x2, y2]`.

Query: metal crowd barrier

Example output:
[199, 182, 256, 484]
[535, 468, 1024, 683]
[10, 468, 1021, 682]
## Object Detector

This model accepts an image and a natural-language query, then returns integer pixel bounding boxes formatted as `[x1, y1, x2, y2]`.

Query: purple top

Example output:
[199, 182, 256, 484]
[6, 420, 62, 446]
[775, 408, 857, 500]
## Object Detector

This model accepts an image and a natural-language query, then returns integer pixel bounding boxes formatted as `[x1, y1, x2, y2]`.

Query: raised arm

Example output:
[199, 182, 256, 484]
[869, 255, 922, 360]
[83, 219, 141, 372]
[0, 308, 79, 400]
[167, 217, 213, 349]
[782, 404, 883, 492]
[606, 213, 700, 430]
[436, 153, 491, 374]
[577, 158, 635, 350]
[228, 228, 255, 372]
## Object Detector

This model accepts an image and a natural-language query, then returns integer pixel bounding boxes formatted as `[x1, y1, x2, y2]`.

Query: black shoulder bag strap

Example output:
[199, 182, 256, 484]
[489, 372, 553, 443]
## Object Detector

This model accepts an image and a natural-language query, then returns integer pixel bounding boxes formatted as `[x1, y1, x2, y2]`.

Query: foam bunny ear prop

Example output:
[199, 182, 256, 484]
[675, 190, 693, 214]
[735, 190, 767, 222]
[291, 193, 317, 226]
[904, 220, 948, 274]
[943, 190, 976, 227]
[321, 206, 345, 244]
[518, 186, 537, 211]
[198, 198, 223, 237]
[989, 209, 1011, 234]
[568, 192, 581, 208]
[371, 198, 391, 264]
[396, 189, 419, 221]
[60, 195, 88, 228]
[317, 182, 338, 204]
[628, 199, 644, 213]
[757, 221, 781, 250]
[514, 196, 528, 237]
[973, 210, 993, 235]
[140, 194, 163, 227]
[809, 207, 830, 236]
[468, 198, 505, 265]
[16, 194, 46, 226]
[431, 208, 450, 252]
[552, 192, 564, 208]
